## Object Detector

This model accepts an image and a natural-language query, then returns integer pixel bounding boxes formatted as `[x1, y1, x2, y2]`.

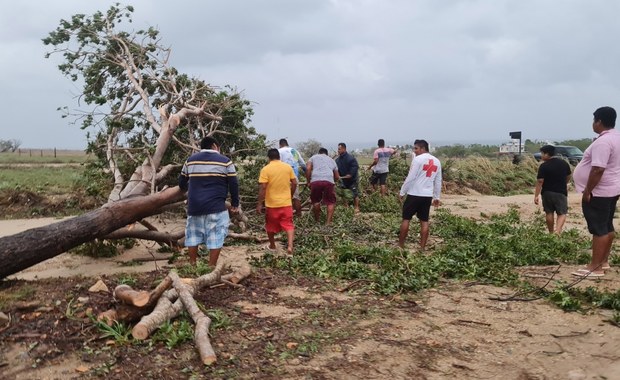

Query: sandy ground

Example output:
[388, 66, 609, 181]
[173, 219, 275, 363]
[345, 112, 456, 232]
[2, 193, 620, 379]
[0, 192, 585, 280]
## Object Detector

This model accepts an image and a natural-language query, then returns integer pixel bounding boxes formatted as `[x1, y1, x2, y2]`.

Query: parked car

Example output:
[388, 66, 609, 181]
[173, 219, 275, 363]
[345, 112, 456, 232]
[533, 145, 584, 165]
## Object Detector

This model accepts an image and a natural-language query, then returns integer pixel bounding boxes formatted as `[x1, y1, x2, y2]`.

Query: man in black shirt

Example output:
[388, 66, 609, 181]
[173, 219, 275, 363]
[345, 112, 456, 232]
[534, 145, 572, 234]
[335, 142, 360, 214]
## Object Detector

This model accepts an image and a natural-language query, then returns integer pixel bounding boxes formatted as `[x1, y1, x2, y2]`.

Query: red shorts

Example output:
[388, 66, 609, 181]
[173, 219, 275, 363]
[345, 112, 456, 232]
[265, 206, 294, 233]
[310, 181, 337, 205]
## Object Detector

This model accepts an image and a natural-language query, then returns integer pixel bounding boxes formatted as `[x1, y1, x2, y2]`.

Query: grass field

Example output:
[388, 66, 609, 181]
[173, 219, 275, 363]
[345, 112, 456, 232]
[0, 150, 90, 164]
[0, 166, 84, 193]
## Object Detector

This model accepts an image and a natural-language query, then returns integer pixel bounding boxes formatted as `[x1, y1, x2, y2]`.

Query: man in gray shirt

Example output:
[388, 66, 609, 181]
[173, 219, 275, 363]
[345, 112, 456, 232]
[306, 147, 340, 225]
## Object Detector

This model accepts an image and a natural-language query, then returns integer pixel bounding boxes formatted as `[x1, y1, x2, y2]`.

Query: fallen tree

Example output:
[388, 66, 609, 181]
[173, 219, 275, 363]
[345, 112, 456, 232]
[0, 5, 266, 276]
[0, 187, 185, 279]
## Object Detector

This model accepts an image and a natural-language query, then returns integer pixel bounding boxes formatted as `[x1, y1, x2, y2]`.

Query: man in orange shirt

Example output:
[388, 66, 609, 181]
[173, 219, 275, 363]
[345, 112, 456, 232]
[257, 149, 298, 254]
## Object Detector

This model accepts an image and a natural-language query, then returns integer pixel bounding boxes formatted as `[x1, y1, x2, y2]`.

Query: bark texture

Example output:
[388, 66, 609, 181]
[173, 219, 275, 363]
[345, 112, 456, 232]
[0, 187, 185, 279]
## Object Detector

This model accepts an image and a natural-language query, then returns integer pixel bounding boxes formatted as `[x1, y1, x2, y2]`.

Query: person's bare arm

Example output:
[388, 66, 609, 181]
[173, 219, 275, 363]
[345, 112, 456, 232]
[582, 166, 605, 203]
[534, 178, 544, 205]
[256, 183, 267, 214]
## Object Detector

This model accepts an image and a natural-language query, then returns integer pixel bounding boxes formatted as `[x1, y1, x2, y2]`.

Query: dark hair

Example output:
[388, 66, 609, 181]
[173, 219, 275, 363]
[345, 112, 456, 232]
[267, 148, 280, 160]
[414, 139, 429, 152]
[377, 139, 385, 147]
[279, 138, 289, 147]
[200, 136, 218, 150]
[540, 145, 555, 156]
[318, 147, 328, 155]
[338, 142, 347, 149]
[593, 106, 617, 128]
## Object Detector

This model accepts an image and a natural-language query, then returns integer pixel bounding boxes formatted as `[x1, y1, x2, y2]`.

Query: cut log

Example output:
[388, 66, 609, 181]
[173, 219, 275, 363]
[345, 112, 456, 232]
[222, 263, 252, 284]
[132, 261, 225, 340]
[114, 285, 150, 307]
[170, 271, 217, 365]
[0, 187, 185, 279]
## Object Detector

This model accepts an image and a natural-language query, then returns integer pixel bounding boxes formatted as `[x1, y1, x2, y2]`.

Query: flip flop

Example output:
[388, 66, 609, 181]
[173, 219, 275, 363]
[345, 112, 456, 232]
[578, 265, 611, 271]
[571, 270, 604, 278]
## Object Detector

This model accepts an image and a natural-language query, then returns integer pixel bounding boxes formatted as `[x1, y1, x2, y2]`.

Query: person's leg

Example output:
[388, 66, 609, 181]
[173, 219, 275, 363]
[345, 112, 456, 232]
[208, 248, 221, 267]
[188, 246, 199, 265]
[265, 208, 278, 249]
[602, 231, 614, 268]
[312, 203, 321, 222]
[267, 232, 277, 249]
[419, 221, 430, 250]
[587, 232, 613, 273]
[286, 229, 294, 254]
[545, 213, 555, 233]
[555, 214, 567, 234]
[379, 174, 388, 196]
[326, 204, 335, 225]
[398, 219, 410, 248]
[293, 198, 302, 217]
[353, 196, 360, 213]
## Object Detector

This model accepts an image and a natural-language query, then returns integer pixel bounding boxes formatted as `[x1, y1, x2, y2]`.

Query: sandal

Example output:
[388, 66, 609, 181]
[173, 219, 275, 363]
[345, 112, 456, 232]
[571, 270, 604, 278]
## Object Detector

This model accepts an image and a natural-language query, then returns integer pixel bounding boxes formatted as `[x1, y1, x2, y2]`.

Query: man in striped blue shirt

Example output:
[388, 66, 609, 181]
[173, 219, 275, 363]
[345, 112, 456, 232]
[179, 136, 240, 266]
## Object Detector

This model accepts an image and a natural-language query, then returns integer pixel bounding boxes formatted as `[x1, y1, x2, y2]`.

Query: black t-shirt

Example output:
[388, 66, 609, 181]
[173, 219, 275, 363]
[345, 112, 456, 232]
[537, 157, 571, 195]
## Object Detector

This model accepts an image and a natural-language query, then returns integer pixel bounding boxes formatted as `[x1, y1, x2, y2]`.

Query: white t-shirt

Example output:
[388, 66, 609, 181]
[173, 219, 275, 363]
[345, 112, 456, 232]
[399, 152, 442, 198]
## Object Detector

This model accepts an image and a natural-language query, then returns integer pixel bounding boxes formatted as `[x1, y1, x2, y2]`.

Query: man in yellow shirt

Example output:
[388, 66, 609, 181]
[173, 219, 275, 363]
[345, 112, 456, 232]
[257, 149, 298, 254]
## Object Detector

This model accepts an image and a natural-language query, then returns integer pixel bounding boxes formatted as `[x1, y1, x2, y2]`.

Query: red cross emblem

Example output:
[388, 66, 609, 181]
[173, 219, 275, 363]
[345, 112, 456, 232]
[423, 159, 437, 177]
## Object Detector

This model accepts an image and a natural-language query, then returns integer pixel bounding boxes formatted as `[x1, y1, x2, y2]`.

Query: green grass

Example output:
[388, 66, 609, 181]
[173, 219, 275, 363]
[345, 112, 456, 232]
[0, 150, 90, 164]
[0, 166, 84, 193]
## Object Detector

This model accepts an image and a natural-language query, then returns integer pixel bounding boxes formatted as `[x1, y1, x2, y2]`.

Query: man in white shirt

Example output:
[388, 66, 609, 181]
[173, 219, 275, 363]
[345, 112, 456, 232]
[278, 139, 306, 217]
[398, 139, 442, 250]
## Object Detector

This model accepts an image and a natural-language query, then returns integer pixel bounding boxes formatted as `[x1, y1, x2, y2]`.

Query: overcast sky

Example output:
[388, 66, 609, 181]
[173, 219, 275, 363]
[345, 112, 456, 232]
[1, 0, 619, 149]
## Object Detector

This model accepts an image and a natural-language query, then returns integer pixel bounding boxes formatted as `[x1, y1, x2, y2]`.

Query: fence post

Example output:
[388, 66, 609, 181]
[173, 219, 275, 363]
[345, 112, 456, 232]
[54, 148, 57, 158]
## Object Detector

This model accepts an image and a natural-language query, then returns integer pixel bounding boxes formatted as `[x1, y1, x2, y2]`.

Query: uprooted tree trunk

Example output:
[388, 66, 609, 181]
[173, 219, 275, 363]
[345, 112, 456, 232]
[0, 187, 185, 279]
[97, 261, 253, 365]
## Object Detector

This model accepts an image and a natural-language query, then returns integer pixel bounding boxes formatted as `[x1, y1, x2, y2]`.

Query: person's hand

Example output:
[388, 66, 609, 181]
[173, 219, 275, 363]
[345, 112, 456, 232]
[398, 194, 403, 203]
[432, 199, 441, 207]
[534, 196, 539, 205]
[582, 192, 592, 203]
[256, 204, 263, 214]
[230, 206, 239, 214]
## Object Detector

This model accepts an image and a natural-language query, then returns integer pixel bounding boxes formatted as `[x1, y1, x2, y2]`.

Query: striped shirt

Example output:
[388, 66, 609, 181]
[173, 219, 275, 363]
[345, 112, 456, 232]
[179, 149, 239, 215]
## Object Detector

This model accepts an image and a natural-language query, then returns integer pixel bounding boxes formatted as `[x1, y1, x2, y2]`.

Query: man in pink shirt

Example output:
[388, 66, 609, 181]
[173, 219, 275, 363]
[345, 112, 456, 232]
[572, 106, 620, 278]
[368, 139, 398, 195]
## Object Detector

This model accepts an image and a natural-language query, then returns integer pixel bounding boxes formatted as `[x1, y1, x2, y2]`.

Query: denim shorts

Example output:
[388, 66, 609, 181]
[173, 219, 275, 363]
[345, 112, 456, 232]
[185, 211, 230, 249]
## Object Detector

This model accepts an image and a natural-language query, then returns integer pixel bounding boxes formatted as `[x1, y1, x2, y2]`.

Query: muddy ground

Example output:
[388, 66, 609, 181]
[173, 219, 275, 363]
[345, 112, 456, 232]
[1, 194, 619, 379]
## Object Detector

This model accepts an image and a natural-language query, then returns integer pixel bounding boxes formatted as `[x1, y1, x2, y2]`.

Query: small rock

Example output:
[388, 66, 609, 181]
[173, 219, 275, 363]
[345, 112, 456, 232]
[567, 369, 586, 380]
[88, 280, 109, 293]
[0, 312, 9, 325]
[77, 296, 89, 304]
[286, 342, 298, 349]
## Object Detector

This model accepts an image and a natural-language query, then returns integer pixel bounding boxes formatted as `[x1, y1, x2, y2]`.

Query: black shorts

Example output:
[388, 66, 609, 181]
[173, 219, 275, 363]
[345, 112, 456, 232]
[339, 180, 359, 197]
[402, 195, 432, 222]
[582, 195, 619, 236]
[370, 172, 388, 185]
[541, 191, 568, 215]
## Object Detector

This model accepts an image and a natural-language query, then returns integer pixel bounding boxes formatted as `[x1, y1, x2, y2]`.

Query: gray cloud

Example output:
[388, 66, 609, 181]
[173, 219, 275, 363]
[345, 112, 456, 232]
[1, 0, 619, 149]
